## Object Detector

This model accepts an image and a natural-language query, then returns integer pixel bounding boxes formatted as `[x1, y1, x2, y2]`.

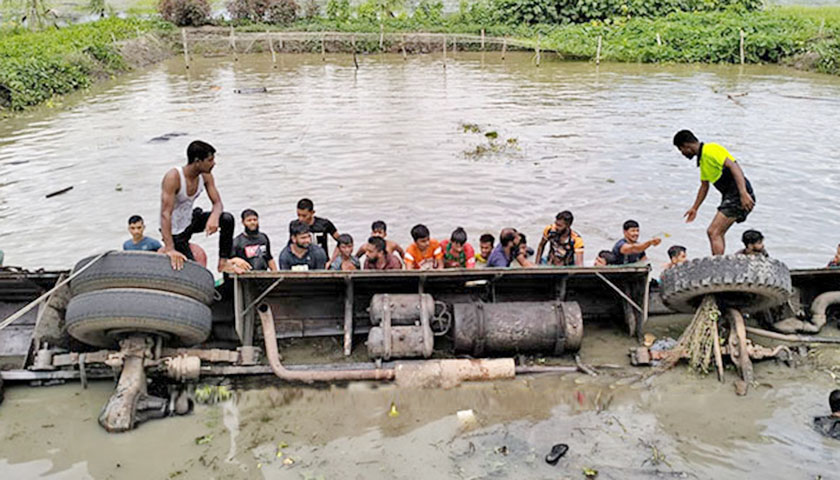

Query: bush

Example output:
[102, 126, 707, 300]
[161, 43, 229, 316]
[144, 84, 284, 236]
[227, 0, 298, 23]
[326, 0, 352, 22]
[412, 0, 444, 25]
[158, 0, 211, 26]
[266, 0, 298, 24]
[301, 0, 320, 19]
[491, 0, 556, 25]
[0, 18, 163, 110]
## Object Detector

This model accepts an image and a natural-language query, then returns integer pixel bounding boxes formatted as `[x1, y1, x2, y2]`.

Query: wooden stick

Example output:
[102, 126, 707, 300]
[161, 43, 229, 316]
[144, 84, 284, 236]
[443, 34, 447, 69]
[267, 31, 276, 66]
[401, 34, 407, 60]
[351, 34, 358, 70]
[230, 26, 238, 61]
[656, 33, 661, 46]
[596, 35, 602, 65]
[535, 35, 541, 67]
[181, 28, 189, 69]
[501, 36, 506, 60]
[379, 23, 384, 51]
[739, 29, 745, 65]
[321, 33, 326, 61]
[481, 28, 485, 50]
[712, 319, 724, 382]
[453, 36, 457, 55]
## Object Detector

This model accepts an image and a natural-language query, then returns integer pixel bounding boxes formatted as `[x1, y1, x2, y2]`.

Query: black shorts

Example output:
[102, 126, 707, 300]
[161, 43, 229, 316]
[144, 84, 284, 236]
[718, 191, 756, 223]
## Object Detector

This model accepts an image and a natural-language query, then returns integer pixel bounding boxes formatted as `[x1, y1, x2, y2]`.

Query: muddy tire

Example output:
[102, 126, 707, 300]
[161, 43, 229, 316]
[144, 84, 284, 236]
[66, 288, 212, 348]
[660, 255, 792, 314]
[71, 251, 215, 305]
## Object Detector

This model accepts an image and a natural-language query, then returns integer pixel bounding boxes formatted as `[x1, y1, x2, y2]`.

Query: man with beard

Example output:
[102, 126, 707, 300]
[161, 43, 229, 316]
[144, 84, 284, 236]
[674, 130, 756, 255]
[160, 140, 250, 274]
[232, 209, 277, 271]
[278, 220, 327, 271]
[536, 210, 585, 266]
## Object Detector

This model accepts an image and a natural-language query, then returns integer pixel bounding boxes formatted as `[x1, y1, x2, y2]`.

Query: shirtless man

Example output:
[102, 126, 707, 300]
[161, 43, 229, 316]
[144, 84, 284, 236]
[160, 140, 250, 273]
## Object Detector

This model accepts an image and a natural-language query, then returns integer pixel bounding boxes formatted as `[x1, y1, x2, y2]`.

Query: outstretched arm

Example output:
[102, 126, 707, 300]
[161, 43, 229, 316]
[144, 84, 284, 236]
[684, 181, 710, 223]
[160, 169, 187, 270]
[724, 158, 754, 212]
[620, 238, 660, 255]
[203, 173, 223, 235]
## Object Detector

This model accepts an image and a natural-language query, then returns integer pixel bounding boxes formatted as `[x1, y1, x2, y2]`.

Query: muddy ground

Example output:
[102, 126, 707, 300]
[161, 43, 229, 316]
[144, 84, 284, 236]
[1, 315, 838, 479]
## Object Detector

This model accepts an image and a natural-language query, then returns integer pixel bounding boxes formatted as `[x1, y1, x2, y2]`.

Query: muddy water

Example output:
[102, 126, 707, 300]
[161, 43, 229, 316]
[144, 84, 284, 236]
[2, 53, 840, 273]
[1, 318, 839, 479]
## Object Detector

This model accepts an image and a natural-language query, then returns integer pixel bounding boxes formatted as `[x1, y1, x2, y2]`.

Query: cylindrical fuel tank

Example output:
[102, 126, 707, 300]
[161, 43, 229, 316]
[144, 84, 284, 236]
[369, 294, 435, 325]
[453, 301, 583, 356]
[366, 325, 434, 359]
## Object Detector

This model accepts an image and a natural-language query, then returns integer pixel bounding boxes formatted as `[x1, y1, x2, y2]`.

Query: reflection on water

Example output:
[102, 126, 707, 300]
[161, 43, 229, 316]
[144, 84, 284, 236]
[1, 52, 839, 275]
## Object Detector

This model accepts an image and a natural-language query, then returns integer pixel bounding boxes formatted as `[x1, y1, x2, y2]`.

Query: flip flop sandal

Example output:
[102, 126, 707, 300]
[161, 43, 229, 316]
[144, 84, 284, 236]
[545, 443, 569, 465]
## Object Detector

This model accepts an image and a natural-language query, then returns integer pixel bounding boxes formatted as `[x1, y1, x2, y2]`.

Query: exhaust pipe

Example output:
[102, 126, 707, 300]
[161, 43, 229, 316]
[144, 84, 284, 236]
[257, 304, 516, 386]
[258, 304, 395, 383]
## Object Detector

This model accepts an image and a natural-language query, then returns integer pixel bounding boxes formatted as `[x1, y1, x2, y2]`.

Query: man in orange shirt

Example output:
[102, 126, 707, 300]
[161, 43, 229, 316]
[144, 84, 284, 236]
[404, 224, 443, 270]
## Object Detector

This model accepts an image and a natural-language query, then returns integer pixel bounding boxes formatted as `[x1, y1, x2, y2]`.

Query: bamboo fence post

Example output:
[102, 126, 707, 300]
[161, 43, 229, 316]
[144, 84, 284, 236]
[401, 34, 407, 60]
[739, 29, 745, 65]
[596, 35, 602, 65]
[230, 26, 238, 61]
[656, 33, 661, 46]
[267, 31, 276, 67]
[279, 36, 283, 50]
[481, 28, 485, 50]
[453, 35, 457, 55]
[535, 35, 541, 67]
[181, 28, 189, 69]
[321, 33, 326, 61]
[819, 18, 825, 36]
[379, 23, 384, 51]
[443, 34, 447, 69]
[352, 34, 359, 69]
[501, 36, 506, 60]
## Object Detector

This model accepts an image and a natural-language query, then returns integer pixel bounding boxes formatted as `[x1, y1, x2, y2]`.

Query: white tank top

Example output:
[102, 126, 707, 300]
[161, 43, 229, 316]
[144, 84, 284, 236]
[172, 167, 204, 235]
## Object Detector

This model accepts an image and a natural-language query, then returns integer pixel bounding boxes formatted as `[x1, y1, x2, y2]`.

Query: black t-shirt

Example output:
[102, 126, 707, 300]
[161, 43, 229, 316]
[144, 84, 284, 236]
[232, 231, 273, 270]
[277, 244, 327, 270]
[289, 216, 337, 255]
[813, 416, 840, 440]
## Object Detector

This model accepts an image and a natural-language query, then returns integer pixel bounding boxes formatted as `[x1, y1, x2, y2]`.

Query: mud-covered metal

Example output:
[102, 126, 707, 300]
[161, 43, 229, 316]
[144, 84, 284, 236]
[452, 301, 583, 356]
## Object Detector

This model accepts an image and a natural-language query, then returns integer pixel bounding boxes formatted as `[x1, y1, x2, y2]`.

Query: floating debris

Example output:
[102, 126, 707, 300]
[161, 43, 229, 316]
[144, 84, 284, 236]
[45, 186, 73, 198]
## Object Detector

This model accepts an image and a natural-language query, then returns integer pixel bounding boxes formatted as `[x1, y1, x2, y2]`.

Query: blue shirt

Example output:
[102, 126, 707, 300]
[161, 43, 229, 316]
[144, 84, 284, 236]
[123, 237, 163, 252]
[612, 239, 645, 264]
[487, 244, 514, 268]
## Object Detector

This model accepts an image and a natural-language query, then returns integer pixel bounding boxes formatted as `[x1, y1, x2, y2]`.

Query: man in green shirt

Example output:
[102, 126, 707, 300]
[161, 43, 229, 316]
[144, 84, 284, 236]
[674, 130, 755, 255]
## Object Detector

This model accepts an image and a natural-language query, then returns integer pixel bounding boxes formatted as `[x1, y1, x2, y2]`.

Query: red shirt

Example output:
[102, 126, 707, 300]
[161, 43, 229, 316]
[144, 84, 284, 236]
[440, 240, 476, 269]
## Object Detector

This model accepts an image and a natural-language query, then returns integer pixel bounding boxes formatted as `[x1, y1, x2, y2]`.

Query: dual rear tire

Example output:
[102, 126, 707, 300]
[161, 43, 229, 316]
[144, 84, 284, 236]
[66, 252, 215, 348]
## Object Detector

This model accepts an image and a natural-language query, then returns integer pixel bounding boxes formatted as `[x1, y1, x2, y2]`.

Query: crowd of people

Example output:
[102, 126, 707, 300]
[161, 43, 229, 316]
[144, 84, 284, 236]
[118, 137, 837, 274]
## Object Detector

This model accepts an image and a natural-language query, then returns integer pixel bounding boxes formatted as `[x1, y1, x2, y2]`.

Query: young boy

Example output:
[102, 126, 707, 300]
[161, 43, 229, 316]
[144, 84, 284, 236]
[404, 224, 443, 270]
[813, 389, 840, 440]
[364, 236, 402, 270]
[536, 210, 585, 266]
[736, 229, 768, 257]
[828, 244, 840, 267]
[612, 220, 661, 264]
[123, 215, 163, 252]
[440, 227, 476, 269]
[674, 130, 756, 255]
[594, 250, 617, 266]
[475, 233, 495, 268]
[355, 220, 404, 261]
[330, 234, 361, 271]
[290, 198, 339, 258]
[232, 209, 277, 271]
[662, 245, 687, 271]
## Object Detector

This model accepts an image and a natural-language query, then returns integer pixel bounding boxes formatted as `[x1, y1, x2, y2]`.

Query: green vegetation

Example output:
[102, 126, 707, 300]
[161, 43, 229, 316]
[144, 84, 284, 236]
[0, 18, 167, 110]
[1, 0, 839, 111]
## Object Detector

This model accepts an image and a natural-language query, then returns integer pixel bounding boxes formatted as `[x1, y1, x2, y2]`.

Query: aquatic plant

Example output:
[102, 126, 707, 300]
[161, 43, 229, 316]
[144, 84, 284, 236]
[0, 17, 164, 110]
[194, 384, 233, 404]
